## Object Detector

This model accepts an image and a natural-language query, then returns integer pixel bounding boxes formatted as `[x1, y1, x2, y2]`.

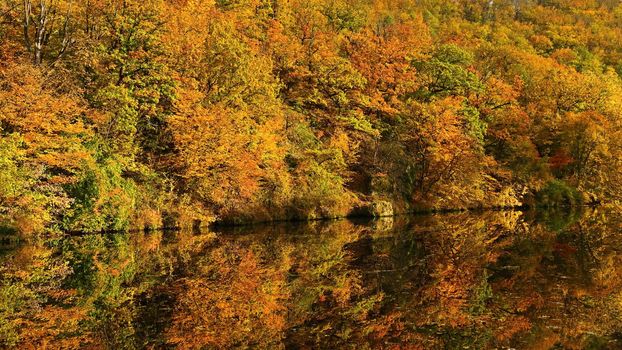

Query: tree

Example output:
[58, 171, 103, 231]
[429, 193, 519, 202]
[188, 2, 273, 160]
[17, 0, 76, 64]
[81, 0, 174, 163]
[164, 4, 289, 220]
[0, 61, 91, 234]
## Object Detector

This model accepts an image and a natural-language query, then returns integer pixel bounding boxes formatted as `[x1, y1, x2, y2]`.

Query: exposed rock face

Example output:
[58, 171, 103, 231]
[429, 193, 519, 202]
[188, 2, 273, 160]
[350, 200, 394, 218]
[370, 201, 394, 217]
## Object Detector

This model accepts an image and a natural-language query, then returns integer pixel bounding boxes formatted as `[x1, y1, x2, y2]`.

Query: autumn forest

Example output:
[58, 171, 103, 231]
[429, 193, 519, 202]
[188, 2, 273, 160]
[2, 0, 622, 234]
[4, 0, 622, 349]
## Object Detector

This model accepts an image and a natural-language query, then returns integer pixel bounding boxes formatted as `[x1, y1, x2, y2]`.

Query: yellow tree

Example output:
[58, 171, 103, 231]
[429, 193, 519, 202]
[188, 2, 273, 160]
[164, 3, 289, 221]
[0, 61, 92, 234]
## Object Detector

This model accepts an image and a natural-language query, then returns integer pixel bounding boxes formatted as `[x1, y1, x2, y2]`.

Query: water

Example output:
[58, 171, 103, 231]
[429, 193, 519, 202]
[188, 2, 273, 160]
[1, 208, 621, 349]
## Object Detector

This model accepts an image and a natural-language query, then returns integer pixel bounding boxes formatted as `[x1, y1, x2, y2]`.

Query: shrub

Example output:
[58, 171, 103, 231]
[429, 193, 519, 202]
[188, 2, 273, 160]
[536, 180, 583, 208]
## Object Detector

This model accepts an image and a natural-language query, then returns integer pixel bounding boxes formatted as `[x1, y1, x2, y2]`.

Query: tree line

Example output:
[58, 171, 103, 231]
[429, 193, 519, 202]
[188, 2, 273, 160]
[2, 0, 622, 234]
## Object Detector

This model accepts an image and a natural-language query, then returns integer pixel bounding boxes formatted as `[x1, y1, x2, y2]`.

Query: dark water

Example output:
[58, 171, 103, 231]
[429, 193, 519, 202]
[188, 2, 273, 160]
[1, 208, 622, 349]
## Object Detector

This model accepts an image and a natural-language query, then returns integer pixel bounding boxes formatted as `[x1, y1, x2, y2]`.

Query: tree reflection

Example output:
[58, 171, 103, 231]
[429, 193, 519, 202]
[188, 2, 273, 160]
[2, 209, 622, 348]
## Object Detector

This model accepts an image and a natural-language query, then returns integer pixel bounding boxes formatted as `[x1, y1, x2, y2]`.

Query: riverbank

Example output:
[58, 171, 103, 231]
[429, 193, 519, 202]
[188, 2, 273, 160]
[1, 183, 605, 238]
[49, 202, 602, 237]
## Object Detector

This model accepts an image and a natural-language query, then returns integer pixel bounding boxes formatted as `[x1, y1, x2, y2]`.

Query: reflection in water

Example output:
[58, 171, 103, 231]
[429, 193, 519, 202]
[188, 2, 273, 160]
[1, 209, 622, 349]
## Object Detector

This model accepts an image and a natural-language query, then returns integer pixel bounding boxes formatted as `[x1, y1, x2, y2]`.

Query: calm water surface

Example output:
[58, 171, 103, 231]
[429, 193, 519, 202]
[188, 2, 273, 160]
[2, 209, 622, 349]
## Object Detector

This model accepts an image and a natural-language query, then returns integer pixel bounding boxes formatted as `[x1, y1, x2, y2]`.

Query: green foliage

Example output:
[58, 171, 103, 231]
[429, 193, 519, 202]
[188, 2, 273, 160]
[536, 180, 583, 208]
[90, 85, 140, 158]
[468, 272, 493, 316]
[86, 0, 175, 159]
[63, 155, 137, 233]
[322, 0, 367, 31]
[0, 135, 30, 210]
[287, 122, 354, 219]
[461, 104, 487, 144]
[413, 44, 484, 100]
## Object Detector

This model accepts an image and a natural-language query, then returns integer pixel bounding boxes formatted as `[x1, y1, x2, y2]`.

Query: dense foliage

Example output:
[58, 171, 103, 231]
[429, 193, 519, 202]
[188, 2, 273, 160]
[2, 0, 622, 233]
[2, 209, 622, 348]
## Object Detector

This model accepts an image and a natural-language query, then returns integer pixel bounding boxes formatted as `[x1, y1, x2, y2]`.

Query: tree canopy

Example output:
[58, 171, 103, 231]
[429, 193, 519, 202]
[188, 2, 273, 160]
[2, 0, 622, 232]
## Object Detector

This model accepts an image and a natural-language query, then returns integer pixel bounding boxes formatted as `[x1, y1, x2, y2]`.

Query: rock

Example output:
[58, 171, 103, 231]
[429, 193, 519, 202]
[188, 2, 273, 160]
[350, 200, 394, 218]
[370, 200, 394, 217]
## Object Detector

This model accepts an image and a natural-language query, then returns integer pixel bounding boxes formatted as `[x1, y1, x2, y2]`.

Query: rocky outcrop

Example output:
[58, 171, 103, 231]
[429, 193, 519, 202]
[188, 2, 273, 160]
[350, 200, 394, 218]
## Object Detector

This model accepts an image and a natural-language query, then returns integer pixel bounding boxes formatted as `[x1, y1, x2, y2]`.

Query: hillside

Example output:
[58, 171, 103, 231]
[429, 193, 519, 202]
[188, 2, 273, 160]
[1, 0, 622, 233]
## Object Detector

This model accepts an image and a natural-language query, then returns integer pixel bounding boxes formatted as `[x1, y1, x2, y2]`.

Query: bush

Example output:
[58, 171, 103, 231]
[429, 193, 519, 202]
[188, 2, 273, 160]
[63, 156, 137, 233]
[536, 180, 583, 208]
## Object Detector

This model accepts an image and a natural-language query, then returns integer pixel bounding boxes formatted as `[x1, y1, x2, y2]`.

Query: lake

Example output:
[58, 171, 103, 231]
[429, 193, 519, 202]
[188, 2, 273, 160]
[1, 208, 621, 349]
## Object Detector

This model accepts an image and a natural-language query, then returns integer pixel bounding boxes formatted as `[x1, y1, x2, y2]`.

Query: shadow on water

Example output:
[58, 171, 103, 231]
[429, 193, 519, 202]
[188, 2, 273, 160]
[1, 207, 622, 349]
[0, 225, 20, 257]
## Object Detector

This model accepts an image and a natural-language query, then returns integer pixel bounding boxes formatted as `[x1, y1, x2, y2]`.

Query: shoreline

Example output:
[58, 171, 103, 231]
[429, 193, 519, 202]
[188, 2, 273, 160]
[25, 203, 599, 238]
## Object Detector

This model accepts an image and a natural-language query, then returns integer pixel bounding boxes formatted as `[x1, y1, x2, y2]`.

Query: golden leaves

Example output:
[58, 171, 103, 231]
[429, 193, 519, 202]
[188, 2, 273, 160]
[166, 244, 290, 349]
